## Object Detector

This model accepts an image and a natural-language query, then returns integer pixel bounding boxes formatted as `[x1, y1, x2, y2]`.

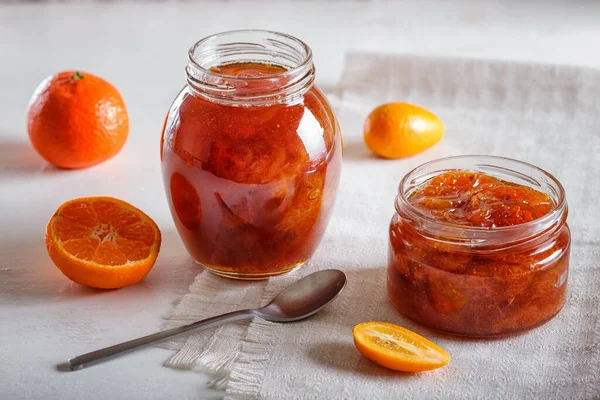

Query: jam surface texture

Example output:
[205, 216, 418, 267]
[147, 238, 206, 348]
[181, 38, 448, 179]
[408, 171, 553, 228]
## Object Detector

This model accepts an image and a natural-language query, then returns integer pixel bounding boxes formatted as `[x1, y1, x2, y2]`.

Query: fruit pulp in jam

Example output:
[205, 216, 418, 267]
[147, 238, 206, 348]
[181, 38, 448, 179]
[162, 62, 341, 278]
[407, 171, 554, 227]
[388, 170, 570, 336]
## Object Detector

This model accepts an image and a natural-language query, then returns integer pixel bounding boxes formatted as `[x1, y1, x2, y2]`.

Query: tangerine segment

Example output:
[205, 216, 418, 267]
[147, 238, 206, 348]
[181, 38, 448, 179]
[46, 197, 161, 289]
[353, 322, 450, 372]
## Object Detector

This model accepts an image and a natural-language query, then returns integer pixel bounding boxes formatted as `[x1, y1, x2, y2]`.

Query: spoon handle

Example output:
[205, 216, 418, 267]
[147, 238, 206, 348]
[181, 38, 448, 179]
[67, 309, 255, 371]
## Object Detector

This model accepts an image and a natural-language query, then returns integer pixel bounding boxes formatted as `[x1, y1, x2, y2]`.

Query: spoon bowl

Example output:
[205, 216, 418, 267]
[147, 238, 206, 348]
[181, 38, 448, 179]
[256, 269, 347, 321]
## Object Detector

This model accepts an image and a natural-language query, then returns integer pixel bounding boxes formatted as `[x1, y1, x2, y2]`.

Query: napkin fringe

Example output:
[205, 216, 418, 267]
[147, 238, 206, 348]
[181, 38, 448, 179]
[192, 323, 247, 377]
[163, 345, 199, 368]
[225, 318, 281, 400]
[160, 270, 267, 378]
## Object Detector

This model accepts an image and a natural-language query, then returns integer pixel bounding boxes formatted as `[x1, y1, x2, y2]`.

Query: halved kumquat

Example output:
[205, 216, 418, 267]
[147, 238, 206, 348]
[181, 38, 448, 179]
[353, 321, 450, 372]
[45, 197, 161, 289]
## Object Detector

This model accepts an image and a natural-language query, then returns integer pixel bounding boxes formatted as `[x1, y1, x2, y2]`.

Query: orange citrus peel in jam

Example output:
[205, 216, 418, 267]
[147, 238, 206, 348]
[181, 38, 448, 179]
[408, 171, 553, 227]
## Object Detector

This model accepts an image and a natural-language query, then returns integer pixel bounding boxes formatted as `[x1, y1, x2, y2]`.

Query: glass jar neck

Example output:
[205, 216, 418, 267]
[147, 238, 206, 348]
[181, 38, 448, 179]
[185, 30, 314, 106]
[394, 155, 568, 251]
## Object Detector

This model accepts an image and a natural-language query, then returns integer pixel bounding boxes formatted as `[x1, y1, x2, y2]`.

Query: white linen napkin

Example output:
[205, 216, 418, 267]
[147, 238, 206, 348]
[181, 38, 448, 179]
[161, 53, 600, 399]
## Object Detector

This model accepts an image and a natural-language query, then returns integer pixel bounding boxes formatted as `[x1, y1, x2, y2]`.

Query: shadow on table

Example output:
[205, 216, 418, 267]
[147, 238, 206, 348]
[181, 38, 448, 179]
[308, 340, 418, 379]
[0, 236, 101, 303]
[0, 231, 198, 304]
[0, 134, 58, 176]
[303, 265, 414, 378]
[342, 140, 379, 161]
[304, 264, 469, 378]
[304, 261, 521, 381]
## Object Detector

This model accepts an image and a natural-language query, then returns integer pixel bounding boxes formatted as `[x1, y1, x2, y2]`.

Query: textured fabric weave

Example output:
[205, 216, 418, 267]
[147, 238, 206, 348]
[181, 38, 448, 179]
[163, 53, 600, 399]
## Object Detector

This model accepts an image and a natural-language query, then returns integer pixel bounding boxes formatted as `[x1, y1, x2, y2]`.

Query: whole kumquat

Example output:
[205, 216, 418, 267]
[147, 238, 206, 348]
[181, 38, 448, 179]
[363, 102, 444, 159]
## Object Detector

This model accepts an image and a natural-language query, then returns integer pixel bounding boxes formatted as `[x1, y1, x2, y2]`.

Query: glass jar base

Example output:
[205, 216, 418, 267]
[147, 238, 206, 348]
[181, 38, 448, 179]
[195, 260, 307, 280]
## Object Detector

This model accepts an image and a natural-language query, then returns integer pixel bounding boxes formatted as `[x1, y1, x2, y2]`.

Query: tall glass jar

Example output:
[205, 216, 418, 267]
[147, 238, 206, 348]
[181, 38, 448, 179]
[388, 156, 570, 337]
[161, 30, 342, 279]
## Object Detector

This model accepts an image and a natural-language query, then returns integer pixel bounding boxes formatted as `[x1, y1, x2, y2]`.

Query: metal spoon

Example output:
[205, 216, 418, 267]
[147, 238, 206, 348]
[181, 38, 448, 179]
[66, 269, 347, 371]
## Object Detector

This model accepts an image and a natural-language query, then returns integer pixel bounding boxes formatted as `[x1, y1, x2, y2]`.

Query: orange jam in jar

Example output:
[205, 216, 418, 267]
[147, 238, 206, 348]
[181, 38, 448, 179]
[388, 156, 570, 337]
[161, 31, 341, 279]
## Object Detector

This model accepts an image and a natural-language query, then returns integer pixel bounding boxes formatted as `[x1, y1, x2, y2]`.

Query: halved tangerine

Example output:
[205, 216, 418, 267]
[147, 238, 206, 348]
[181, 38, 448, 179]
[45, 197, 162, 289]
[353, 322, 450, 372]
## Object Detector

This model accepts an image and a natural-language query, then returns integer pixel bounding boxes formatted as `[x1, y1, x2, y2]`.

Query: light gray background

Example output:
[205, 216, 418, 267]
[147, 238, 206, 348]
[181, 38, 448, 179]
[1, 1, 599, 399]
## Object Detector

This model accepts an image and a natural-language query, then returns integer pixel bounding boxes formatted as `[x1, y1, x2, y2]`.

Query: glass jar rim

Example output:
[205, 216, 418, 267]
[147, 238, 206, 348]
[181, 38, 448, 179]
[188, 29, 313, 81]
[395, 155, 568, 246]
[185, 30, 315, 105]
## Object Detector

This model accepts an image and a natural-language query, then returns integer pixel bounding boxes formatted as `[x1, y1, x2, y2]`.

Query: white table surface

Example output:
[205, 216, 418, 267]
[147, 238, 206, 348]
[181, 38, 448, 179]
[1, 1, 599, 399]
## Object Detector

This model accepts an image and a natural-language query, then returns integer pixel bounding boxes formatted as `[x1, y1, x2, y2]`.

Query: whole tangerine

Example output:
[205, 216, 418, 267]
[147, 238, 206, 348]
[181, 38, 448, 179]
[27, 70, 129, 169]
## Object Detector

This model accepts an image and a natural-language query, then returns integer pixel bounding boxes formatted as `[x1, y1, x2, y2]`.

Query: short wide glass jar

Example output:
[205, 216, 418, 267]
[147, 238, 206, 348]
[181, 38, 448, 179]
[388, 156, 570, 337]
[161, 30, 342, 279]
